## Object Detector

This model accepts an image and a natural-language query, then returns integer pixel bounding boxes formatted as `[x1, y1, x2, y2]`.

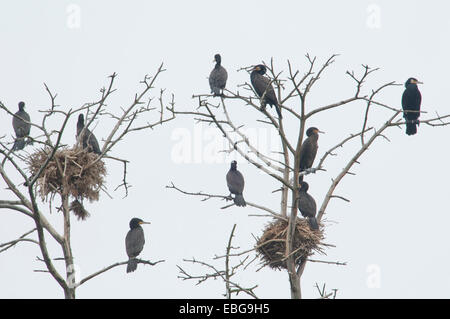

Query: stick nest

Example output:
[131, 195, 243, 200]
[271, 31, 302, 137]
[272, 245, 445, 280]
[27, 147, 106, 202]
[256, 218, 325, 270]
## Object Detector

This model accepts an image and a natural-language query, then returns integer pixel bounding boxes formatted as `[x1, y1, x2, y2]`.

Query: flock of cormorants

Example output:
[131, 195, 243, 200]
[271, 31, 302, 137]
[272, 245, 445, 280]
[214, 54, 422, 232]
[8, 54, 422, 272]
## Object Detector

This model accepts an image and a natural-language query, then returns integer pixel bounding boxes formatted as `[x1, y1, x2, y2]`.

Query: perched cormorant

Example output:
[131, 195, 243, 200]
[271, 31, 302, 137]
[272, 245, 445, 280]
[125, 217, 150, 273]
[209, 54, 228, 96]
[297, 181, 319, 230]
[299, 127, 322, 182]
[250, 64, 282, 119]
[226, 160, 246, 207]
[402, 77, 422, 135]
[12, 102, 31, 151]
[76, 114, 101, 154]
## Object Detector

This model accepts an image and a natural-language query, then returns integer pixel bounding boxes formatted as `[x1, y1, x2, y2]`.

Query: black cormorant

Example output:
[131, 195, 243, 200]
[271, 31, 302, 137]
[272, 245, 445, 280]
[297, 181, 319, 230]
[299, 127, 322, 181]
[226, 160, 246, 207]
[402, 77, 422, 135]
[125, 217, 150, 273]
[76, 114, 101, 154]
[250, 64, 282, 119]
[12, 102, 31, 151]
[209, 54, 228, 96]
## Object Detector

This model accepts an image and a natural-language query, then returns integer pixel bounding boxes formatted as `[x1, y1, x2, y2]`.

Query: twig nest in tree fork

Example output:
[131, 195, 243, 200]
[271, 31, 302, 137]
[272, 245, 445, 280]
[256, 218, 325, 270]
[27, 147, 106, 203]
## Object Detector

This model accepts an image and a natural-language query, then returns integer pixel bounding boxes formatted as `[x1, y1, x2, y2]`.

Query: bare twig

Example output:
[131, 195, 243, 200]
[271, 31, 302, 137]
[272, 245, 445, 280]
[0, 228, 38, 253]
[76, 259, 165, 288]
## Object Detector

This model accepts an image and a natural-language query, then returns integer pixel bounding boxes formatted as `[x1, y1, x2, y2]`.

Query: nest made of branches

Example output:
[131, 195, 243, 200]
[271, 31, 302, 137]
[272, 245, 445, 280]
[256, 218, 325, 270]
[27, 146, 106, 202]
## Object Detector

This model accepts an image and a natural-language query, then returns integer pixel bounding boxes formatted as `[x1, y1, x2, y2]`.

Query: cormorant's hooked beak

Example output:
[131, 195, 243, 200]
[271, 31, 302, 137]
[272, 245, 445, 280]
[317, 129, 325, 134]
[417, 81, 423, 84]
[139, 221, 151, 225]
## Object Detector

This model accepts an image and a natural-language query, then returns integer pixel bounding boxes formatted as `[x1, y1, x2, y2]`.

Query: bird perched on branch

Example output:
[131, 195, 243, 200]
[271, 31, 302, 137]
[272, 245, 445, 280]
[250, 64, 282, 119]
[299, 127, 322, 182]
[209, 54, 228, 96]
[12, 101, 31, 151]
[226, 160, 246, 207]
[402, 77, 422, 135]
[297, 181, 319, 230]
[125, 218, 151, 273]
[76, 114, 101, 154]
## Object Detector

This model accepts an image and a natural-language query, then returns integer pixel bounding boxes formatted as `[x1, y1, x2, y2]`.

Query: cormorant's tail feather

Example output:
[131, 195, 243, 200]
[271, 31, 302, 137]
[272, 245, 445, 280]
[406, 121, 417, 135]
[93, 147, 102, 155]
[23, 178, 30, 187]
[234, 195, 246, 207]
[127, 258, 138, 273]
[12, 138, 26, 151]
[308, 217, 319, 231]
[274, 103, 282, 119]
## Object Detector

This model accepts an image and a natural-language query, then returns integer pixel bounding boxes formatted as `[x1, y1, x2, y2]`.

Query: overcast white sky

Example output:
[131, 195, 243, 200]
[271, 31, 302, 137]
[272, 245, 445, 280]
[1, 0, 450, 299]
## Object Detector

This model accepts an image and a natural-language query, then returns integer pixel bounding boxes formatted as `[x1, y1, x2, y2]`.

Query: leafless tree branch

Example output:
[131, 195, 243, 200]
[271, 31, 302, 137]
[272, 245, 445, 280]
[0, 64, 175, 298]
[177, 225, 258, 299]
[76, 259, 165, 288]
[171, 54, 450, 299]
[0, 228, 38, 253]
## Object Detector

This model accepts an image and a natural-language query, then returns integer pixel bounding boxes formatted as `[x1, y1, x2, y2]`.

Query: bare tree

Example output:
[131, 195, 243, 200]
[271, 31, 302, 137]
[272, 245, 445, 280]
[169, 54, 450, 298]
[177, 224, 259, 299]
[314, 282, 338, 299]
[0, 64, 173, 298]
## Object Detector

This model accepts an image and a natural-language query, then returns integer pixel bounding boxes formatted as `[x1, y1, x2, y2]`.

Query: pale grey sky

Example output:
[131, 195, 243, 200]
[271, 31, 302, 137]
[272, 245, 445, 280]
[1, 0, 449, 298]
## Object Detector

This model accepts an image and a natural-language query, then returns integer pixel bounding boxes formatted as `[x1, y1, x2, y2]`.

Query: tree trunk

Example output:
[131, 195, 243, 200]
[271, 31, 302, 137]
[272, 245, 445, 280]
[64, 287, 76, 299]
[288, 271, 301, 299]
[62, 194, 76, 299]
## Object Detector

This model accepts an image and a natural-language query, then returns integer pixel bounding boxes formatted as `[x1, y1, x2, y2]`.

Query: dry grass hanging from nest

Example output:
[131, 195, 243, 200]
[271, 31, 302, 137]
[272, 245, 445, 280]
[27, 146, 106, 202]
[256, 217, 325, 270]
[69, 198, 91, 220]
